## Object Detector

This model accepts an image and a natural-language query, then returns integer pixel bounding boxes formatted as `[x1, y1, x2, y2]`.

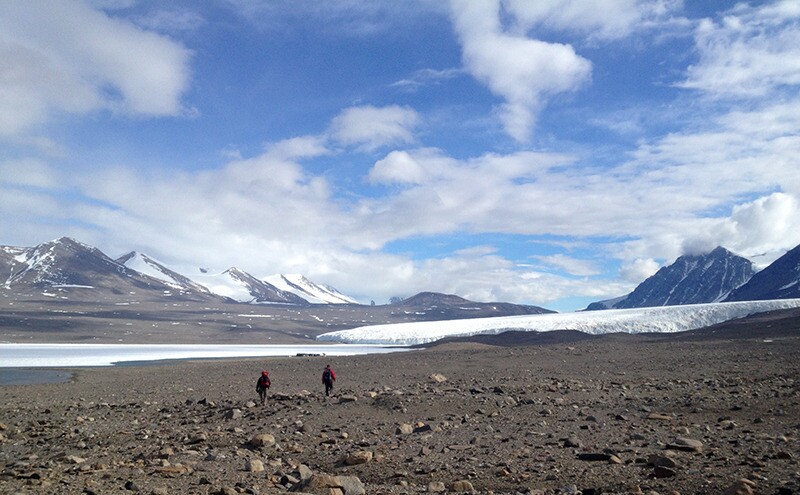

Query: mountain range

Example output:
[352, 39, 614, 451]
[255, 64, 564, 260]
[3, 237, 800, 313]
[0, 237, 361, 305]
[0, 238, 551, 319]
[586, 244, 800, 310]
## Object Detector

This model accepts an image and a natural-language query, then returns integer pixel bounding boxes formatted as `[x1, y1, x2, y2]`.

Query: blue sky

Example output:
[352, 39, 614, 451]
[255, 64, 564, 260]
[2, 0, 800, 311]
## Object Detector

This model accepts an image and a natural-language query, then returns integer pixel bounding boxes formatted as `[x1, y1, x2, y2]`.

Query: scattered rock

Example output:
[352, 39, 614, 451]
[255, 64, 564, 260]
[666, 436, 704, 452]
[428, 481, 447, 492]
[722, 478, 757, 495]
[291, 473, 365, 495]
[223, 408, 243, 420]
[430, 373, 448, 383]
[449, 480, 475, 493]
[344, 450, 373, 465]
[396, 423, 414, 435]
[249, 433, 276, 448]
[246, 459, 265, 472]
[563, 434, 583, 448]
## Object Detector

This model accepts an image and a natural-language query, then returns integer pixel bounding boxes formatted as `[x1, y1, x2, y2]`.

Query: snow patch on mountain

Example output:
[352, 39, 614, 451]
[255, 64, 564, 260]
[317, 299, 800, 345]
[118, 252, 182, 289]
[192, 269, 256, 302]
[264, 274, 357, 304]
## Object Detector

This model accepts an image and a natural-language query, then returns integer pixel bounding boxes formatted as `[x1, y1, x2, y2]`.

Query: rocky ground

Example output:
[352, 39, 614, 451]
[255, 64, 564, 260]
[1, 322, 799, 494]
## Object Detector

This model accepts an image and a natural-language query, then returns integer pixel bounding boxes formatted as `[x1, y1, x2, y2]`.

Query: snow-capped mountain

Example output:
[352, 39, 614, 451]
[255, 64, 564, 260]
[116, 251, 212, 295]
[263, 274, 358, 304]
[194, 268, 308, 304]
[0, 237, 189, 298]
[1, 238, 353, 305]
[116, 252, 354, 305]
[317, 299, 800, 345]
[725, 243, 800, 301]
[586, 246, 754, 310]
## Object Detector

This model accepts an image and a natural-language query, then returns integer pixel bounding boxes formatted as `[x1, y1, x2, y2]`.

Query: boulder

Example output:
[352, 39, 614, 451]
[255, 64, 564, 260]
[666, 436, 704, 452]
[430, 374, 448, 383]
[344, 450, 373, 465]
[246, 459, 265, 472]
[396, 423, 414, 435]
[449, 480, 475, 492]
[249, 433, 276, 448]
[290, 473, 365, 495]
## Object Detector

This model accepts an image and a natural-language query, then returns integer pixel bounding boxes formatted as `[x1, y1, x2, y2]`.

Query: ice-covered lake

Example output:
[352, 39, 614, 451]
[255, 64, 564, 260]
[0, 343, 408, 368]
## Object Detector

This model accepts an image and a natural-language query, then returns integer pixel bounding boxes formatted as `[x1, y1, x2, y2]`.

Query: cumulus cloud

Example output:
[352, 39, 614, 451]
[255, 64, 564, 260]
[449, 0, 592, 142]
[684, 193, 800, 263]
[679, 1, 800, 98]
[369, 150, 429, 185]
[0, 0, 192, 137]
[328, 105, 420, 152]
[619, 258, 661, 283]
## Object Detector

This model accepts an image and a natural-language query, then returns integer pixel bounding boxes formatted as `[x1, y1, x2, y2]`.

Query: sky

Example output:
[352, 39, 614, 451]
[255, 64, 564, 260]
[1, 0, 799, 312]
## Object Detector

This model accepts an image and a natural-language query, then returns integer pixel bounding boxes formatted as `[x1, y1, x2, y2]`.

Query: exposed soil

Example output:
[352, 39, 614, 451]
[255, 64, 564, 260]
[1, 314, 799, 494]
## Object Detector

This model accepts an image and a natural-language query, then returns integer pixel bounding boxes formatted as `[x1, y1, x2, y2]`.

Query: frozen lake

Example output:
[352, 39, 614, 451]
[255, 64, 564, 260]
[0, 343, 408, 368]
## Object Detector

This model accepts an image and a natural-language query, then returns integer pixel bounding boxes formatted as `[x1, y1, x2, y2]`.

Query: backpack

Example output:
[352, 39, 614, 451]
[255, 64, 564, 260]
[259, 375, 270, 389]
[323, 369, 331, 382]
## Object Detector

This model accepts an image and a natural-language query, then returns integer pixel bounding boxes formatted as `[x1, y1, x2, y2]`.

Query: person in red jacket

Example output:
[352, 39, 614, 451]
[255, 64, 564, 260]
[322, 364, 336, 396]
[256, 370, 271, 405]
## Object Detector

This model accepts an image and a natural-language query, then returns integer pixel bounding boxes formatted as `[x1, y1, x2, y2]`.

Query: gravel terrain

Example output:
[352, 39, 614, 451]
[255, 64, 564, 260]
[1, 315, 799, 495]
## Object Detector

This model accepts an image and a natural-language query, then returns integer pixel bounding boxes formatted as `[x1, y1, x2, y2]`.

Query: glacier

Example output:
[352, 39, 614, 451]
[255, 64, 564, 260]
[316, 299, 800, 345]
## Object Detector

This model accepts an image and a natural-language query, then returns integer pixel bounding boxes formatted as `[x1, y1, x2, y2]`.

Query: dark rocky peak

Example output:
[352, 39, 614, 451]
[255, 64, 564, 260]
[725, 243, 800, 302]
[587, 246, 754, 310]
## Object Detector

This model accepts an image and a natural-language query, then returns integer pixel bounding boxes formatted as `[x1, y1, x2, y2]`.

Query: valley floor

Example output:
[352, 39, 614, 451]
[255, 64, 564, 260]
[1, 324, 798, 494]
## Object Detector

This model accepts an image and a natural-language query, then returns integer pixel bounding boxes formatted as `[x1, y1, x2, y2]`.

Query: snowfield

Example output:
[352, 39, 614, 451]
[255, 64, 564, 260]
[316, 299, 800, 345]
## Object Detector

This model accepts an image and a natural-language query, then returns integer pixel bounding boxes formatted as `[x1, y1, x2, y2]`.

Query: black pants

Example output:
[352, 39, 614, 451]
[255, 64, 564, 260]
[324, 380, 333, 396]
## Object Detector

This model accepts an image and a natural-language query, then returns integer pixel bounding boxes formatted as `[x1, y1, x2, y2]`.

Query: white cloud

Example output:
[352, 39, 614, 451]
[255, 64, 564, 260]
[535, 254, 600, 277]
[369, 150, 429, 185]
[689, 193, 800, 263]
[679, 1, 800, 98]
[504, 0, 678, 40]
[328, 105, 420, 152]
[0, 0, 192, 137]
[449, 0, 592, 142]
[0, 159, 58, 189]
[391, 67, 464, 92]
[619, 257, 660, 283]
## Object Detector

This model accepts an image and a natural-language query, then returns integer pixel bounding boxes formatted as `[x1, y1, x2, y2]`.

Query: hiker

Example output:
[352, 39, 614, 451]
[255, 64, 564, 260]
[322, 364, 336, 396]
[256, 370, 271, 405]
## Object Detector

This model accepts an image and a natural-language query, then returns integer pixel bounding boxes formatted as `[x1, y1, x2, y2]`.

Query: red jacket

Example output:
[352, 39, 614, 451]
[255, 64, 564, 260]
[322, 368, 336, 383]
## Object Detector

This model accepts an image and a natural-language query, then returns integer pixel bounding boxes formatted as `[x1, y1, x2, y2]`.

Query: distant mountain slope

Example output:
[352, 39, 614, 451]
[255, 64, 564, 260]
[392, 292, 553, 321]
[264, 274, 358, 304]
[193, 268, 309, 304]
[117, 251, 212, 295]
[0, 237, 194, 299]
[587, 246, 754, 310]
[725, 243, 800, 301]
